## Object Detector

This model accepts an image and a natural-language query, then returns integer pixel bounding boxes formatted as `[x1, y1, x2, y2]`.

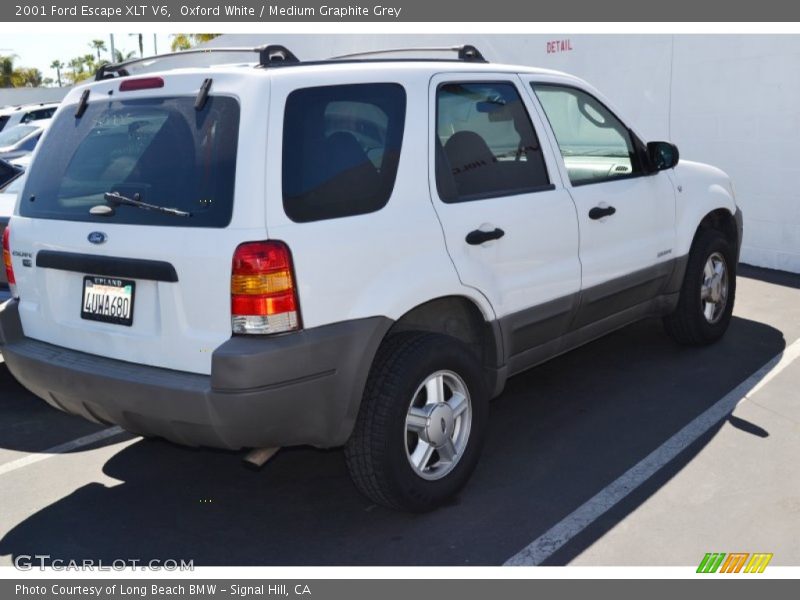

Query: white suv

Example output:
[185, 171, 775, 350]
[0, 102, 59, 132]
[0, 45, 742, 511]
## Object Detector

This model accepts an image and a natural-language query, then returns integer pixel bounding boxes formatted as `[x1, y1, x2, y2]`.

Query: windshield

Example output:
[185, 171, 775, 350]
[0, 124, 37, 147]
[19, 96, 240, 228]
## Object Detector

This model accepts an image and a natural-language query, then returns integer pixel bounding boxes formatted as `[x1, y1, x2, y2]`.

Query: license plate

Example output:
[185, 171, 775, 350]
[81, 276, 136, 326]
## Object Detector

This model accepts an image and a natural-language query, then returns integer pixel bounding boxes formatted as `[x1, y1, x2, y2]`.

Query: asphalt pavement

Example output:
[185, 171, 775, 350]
[0, 264, 798, 566]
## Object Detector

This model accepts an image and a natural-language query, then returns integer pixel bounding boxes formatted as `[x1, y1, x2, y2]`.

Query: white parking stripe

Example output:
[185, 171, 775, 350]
[0, 426, 128, 477]
[504, 336, 800, 566]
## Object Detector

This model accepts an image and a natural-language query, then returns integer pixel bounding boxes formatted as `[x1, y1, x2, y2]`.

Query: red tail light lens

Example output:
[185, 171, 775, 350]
[119, 77, 165, 92]
[2, 226, 17, 298]
[231, 241, 300, 335]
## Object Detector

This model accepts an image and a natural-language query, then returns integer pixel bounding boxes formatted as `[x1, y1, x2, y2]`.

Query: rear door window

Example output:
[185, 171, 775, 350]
[19, 96, 240, 228]
[282, 83, 406, 222]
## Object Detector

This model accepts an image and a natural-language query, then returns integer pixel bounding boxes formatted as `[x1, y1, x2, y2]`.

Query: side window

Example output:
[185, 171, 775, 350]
[282, 83, 406, 223]
[21, 107, 57, 123]
[436, 81, 550, 203]
[532, 84, 642, 186]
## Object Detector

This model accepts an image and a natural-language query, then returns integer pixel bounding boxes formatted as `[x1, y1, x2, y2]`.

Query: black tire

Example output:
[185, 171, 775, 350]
[663, 228, 737, 345]
[344, 332, 489, 512]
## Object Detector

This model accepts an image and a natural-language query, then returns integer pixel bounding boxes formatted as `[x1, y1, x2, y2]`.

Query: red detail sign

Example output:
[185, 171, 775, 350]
[546, 39, 573, 54]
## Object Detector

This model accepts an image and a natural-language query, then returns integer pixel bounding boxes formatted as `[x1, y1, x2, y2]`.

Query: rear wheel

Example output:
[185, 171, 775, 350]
[344, 332, 488, 512]
[663, 228, 736, 345]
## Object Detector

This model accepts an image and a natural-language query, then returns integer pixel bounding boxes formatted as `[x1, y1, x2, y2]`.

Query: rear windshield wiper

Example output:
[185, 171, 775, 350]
[101, 191, 192, 218]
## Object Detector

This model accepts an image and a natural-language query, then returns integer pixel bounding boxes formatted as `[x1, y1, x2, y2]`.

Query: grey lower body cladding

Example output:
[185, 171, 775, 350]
[0, 249, 712, 450]
[0, 299, 391, 450]
[498, 255, 689, 378]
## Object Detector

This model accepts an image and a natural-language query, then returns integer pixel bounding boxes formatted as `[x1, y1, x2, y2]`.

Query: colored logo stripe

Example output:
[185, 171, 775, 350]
[744, 553, 773, 573]
[720, 553, 749, 573]
[697, 553, 726, 573]
[697, 552, 773, 573]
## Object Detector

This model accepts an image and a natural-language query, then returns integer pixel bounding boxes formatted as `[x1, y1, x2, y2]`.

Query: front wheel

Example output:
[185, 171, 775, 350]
[344, 332, 489, 512]
[663, 228, 737, 345]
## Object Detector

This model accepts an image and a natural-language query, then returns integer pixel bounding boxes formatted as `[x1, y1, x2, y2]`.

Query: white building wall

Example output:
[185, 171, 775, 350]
[670, 36, 800, 273]
[0, 86, 69, 108]
[204, 34, 799, 273]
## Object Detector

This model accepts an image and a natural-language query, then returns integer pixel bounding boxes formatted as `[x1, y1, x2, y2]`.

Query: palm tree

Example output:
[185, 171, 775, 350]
[113, 49, 137, 63]
[89, 39, 106, 62]
[12, 68, 43, 88]
[170, 34, 220, 52]
[66, 56, 92, 84]
[129, 33, 144, 57]
[170, 34, 191, 52]
[0, 55, 43, 88]
[50, 59, 63, 87]
[0, 55, 16, 88]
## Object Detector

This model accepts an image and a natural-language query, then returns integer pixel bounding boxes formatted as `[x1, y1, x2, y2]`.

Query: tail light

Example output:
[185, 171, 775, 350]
[2, 226, 17, 298]
[119, 77, 165, 92]
[231, 241, 300, 335]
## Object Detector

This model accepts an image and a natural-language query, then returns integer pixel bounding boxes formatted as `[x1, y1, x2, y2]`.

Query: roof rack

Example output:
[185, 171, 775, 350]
[329, 45, 486, 63]
[93, 43, 488, 81]
[94, 44, 299, 80]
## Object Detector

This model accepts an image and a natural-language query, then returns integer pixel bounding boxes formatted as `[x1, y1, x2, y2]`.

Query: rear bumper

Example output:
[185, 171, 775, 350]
[0, 299, 391, 450]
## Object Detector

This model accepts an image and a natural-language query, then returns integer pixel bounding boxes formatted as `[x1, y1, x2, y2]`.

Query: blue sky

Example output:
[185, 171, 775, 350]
[1, 33, 174, 84]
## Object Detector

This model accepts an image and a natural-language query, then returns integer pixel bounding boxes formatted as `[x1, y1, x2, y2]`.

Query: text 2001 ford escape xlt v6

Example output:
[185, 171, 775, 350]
[0, 45, 742, 511]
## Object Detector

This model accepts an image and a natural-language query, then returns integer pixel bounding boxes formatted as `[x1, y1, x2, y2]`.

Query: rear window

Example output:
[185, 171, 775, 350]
[20, 96, 240, 228]
[0, 115, 9, 131]
[282, 83, 406, 222]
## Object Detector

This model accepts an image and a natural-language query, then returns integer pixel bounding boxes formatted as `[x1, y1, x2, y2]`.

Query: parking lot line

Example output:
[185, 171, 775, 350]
[0, 426, 127, 477]
[504, 336, 800, 566]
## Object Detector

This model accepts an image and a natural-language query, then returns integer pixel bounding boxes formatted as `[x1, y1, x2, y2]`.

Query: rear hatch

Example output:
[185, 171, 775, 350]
[9, 72, 267, 375]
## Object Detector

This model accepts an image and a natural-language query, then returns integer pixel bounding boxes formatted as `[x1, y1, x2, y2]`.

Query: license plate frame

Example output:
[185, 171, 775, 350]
[80, 276, 136, 327]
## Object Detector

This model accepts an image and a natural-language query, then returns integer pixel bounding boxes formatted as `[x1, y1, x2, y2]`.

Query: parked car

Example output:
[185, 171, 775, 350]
[0, 45, 742, 511]
[0, 102, 59, 133]
[7, 153, 31, 170]
[0, 120, 51, 161]
[0, 158, 23, 189]
[0, 168, 25, 301]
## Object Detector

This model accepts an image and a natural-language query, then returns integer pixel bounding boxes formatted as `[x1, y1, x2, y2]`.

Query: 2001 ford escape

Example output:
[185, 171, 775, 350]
[0, 45, 742, 511]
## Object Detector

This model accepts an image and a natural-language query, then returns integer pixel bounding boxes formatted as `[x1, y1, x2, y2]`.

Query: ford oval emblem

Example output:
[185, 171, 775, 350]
[88, 231, 107, 245]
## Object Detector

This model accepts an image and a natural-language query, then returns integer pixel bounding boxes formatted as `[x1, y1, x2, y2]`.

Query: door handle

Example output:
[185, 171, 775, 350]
[466, 228, 505, 245]
[589, 205, 617, 220]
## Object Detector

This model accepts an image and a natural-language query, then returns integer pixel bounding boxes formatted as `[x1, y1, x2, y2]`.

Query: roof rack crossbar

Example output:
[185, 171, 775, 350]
[94, 44, 299, 80]
[328, 45, 486, 63]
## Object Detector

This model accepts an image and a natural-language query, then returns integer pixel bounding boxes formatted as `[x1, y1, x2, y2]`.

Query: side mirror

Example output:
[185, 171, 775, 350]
[647, 141, 680, 171]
